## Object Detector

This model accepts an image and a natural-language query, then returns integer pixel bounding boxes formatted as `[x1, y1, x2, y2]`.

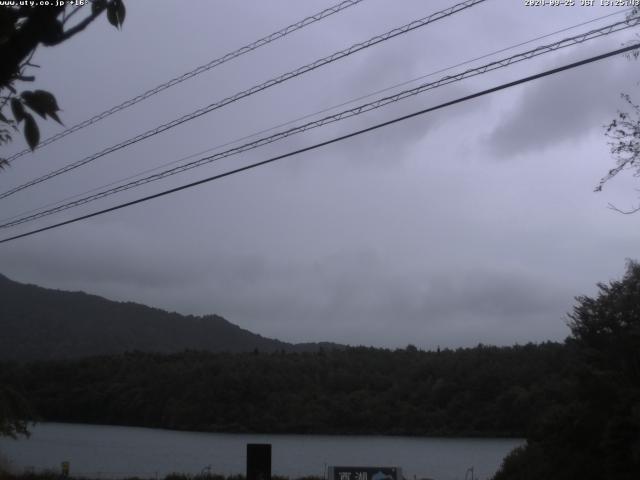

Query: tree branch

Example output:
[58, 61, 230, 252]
[607, 202, 640, 215]
[55, 3, 109, 44]
[0, 7, 63, 88]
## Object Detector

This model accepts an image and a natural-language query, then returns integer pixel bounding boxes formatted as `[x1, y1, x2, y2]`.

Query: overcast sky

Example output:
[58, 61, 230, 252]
[1, 0, 639, 349]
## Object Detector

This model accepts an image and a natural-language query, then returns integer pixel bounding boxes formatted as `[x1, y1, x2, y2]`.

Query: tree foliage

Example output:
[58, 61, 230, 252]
[0, 386, 32, 439]
[0, 1, 125, 166]
[494, 261, 640, 479]
[599, 94, 640, 213]
[0, 1, 125, 437]
[0, 343, 571, 438]
[598, 9, 640, 213]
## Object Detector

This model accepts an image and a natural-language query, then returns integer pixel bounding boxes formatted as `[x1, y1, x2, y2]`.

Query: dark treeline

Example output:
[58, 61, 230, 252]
[5, 263, 639, 478]
[493, 262, 640, 479]
[0, 342, 571, 437]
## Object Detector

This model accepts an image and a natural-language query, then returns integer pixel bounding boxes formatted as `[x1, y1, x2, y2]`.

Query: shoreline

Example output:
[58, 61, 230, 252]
[2, 473, 324, 480]
[0, 423, 521, 480]
[13, 421, 526, 441]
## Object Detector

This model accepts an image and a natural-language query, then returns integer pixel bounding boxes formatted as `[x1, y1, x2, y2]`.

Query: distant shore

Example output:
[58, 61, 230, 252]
[1, 345, 568, 439]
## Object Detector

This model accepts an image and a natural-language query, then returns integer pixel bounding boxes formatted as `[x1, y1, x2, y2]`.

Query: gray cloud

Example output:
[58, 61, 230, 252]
[1, 0, 639, 350]
[487, 38, 637, 157]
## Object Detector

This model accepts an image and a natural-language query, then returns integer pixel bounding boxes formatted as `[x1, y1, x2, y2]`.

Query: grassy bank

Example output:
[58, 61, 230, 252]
[0, 473, 323, 480]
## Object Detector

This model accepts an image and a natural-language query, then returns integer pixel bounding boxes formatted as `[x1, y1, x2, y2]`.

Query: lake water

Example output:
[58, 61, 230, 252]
[0, 423, 523, 480]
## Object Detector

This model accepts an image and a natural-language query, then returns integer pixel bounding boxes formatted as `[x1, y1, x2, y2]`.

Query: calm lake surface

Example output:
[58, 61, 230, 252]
[0, 423, 523, 480]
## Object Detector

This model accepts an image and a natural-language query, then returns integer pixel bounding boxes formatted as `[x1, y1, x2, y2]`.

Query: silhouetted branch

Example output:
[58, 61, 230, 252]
[607, 202, 640, 215]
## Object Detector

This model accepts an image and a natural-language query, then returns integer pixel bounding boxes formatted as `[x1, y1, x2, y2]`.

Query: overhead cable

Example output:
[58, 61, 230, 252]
[6, 5, 627, 226]
[0, 0, 487, 200]
[1, 42, 638, 245]
[4, 0, 366, 162]
[2, 15, 638, 230]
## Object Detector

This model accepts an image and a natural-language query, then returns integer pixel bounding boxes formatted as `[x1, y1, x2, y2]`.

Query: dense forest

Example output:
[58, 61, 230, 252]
[0, 274, 339, 361]
[0, 342, 571, 438]
[2, 263, 639, 479]
[494, 261, 640, 479]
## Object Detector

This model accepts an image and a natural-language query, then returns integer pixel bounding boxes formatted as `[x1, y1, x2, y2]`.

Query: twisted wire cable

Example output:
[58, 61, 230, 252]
[4, 0, 366, 162]
[2, 41, 639, 245]
[0, 0, 488, 200]
[3, 15, 637, 230]
[5, 6, 624, 225]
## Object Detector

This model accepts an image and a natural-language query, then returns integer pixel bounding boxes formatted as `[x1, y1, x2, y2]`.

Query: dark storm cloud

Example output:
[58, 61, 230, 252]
[488, 39, 637, 157]
[0, 229, 574, 348]
[1, 0, 639, 349]
[201, 254, 575, 348]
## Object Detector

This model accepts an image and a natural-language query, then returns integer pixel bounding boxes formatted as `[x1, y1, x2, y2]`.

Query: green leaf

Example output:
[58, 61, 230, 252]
[40, 19, 63, 46]
[48, 110, 63, 125]
[10, 98, 25, 123]
[36, 90, 60, 112]
[106, 4, 117, 27]
[21, 91, 45, 119]
[21, 90, 62, 124]
[92, 0, 107, 15]
[116, 0, 126, 26]
[107, 0, 125, 29]
[23, 113, 39, 150]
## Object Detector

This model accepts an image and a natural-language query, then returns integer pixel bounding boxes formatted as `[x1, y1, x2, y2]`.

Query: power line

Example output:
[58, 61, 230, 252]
[4, 6, 629, 226]
[3, 15, 636, 228]
[0, 0, 487, 200]
[1, 42, 638, 245]
[3, 15, 637, 230]
[4, 0, 366, 162]
[7, 5, 631, 224]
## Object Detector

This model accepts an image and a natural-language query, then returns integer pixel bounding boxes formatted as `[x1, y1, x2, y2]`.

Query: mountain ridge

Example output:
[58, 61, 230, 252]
[0, 274, 341, 361]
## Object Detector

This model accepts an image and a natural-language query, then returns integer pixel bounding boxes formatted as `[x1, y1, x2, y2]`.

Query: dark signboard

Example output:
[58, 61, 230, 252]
[247, 443, 271, 480]
[328, 466, 401, 480]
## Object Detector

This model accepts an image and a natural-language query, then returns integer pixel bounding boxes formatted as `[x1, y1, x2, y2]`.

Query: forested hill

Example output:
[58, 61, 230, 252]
[0, 344, 571, 437]
[0, 274, 339, 361]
